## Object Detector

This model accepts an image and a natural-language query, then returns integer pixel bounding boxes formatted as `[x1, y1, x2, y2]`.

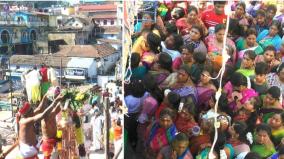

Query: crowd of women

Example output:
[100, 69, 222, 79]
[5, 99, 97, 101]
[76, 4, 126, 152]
[124, 1, 284, 159]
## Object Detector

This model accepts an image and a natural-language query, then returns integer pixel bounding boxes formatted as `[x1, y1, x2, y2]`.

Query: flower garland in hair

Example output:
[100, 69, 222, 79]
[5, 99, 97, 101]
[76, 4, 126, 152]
[246, 132, 253, 144]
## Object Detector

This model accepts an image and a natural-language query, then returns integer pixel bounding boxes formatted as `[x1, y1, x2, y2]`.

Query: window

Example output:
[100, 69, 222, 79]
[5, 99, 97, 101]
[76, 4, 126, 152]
[103, 20, 107, 25]
[111, 20, 114, 25]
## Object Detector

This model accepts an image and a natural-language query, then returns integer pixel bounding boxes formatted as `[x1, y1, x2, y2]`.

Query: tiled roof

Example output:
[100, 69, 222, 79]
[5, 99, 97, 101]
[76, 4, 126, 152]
[90, 14, 117, 19]
[10, 54, 71, 67]
[54, 43, 117, 58]
[79, 4, 117, 12]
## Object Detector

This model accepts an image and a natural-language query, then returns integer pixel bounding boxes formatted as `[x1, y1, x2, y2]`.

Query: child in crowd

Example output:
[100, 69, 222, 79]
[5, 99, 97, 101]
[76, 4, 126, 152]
[189, 52, 208, 84]
[251, 62, 269, 95]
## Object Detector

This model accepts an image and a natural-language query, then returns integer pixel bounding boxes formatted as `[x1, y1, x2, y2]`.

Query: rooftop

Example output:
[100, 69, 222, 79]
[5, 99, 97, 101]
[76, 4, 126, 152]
[79, 4, 117, 12]
[10, 54, 71, 67]
[90, 14, 117, 19]
[54, 43, 117, 58]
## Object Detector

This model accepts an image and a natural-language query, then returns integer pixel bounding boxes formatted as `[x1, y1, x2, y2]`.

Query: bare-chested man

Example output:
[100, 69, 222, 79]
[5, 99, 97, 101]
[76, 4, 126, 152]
[17, 94, 63, 159]
[41, 96, 62, 159]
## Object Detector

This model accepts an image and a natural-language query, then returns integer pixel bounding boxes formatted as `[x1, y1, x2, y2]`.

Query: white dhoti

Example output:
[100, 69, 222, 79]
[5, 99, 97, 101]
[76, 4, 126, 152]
[91, 115, 104, 150]
[114, 139, 122, 156]
[19, 142, 38, 158]
[92, 132, 103, 150]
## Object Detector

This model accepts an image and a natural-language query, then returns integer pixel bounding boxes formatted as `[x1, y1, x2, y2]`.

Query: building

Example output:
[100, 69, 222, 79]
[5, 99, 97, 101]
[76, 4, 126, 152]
[54, 43, 120, 76]
[8, 43, 120, 84]
[0, 11, 50, 55]
[48, 17, 95, 52]
[78, 4, 118, 26]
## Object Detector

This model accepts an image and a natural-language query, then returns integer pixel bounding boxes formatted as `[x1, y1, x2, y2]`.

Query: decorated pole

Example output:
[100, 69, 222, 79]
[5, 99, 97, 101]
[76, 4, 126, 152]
[104, 97, 110, 159]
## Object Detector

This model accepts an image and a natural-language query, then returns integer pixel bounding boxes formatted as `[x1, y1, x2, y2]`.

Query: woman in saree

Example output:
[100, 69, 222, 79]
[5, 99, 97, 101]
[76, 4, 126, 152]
[268, 112, 284, 146]
[141, 32, 162, 69]
[236, 28, 264, 68]
[174, 104, 198, 135]
[170, 64, 197, 115]
[260, 86, 283, 123]
[230, 2, 249, 32]
[205, 24, 237, 72]
[228, 121, 251, 158]
[183, 25, 207, 54]
[172, 43, 194, 71]
[145, 108, 177, 159]
[175, 5, 207, 36]
[196, 69, 216, 111]
[251, 124, 276, 158]
[255, 45, 280, 72]
[157, 133, 193, 159]
[257, 20, 282, 51]
[197, 132, 235, 159]
[188, 117, 212, 157]
[267, 63, 284, 96]
[149, 53, 173, 87]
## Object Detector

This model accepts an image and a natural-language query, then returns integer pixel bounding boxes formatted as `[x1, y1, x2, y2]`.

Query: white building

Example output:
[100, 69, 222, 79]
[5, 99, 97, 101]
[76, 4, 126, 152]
[78, 4, 118, 27]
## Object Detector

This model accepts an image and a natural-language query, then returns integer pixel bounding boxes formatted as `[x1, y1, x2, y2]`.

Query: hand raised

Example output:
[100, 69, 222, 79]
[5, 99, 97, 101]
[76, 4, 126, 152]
[55, 93, 65, 101]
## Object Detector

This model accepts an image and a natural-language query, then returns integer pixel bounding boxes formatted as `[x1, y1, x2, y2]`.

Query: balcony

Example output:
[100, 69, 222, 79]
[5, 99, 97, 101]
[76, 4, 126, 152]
[0, 21, 48, 27]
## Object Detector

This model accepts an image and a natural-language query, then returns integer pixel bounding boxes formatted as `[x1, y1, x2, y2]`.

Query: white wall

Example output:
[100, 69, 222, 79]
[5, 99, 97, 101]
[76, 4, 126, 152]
[97, 75, 115, 88]
[88, 60, 97, 78]
[101, 52, 120, 73]
[95, 19, 117, 26]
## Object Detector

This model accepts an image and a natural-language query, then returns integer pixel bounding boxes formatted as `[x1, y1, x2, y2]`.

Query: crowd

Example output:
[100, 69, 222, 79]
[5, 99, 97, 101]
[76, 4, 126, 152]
[124, 1, 284, 159]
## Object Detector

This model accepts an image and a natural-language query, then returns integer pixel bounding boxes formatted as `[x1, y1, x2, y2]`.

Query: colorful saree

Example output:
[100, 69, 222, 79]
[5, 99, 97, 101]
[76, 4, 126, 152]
[236, 38, 264, 68]
[259, 108, 283, 123]
[257, 30, 282, 51]
[236, 68, 255, 77]
[272, 128, 284, 146]
[205, 34, 237, 71]
[251, 144, 276, 158]
[146, 122, 177, 153]
[196, 144, 235, 159]
[175, 114, 197, 133]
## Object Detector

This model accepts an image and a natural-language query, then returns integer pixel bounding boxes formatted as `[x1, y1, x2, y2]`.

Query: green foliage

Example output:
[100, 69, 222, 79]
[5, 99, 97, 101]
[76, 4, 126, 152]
[62, 88, 90, 111]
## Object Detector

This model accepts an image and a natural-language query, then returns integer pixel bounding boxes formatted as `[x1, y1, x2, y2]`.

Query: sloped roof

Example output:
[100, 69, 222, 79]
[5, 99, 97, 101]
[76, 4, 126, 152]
[64, 17, 90, 25]
[90, 14, 116, 19]
[79, 4, 117, 12]
[54, 43, 117, 58]
[9, 54, 71, 67]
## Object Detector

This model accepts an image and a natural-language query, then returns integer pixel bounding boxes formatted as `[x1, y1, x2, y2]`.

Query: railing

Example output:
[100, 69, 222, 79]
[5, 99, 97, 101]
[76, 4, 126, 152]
[0, 21, 48, 27]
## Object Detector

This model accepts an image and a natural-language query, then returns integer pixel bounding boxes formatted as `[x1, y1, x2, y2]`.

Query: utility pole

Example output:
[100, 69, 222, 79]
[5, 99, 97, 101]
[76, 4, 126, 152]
[8, 46, 13, 117]
[104, 97, 110, 159]
[60, 57, 62, 87]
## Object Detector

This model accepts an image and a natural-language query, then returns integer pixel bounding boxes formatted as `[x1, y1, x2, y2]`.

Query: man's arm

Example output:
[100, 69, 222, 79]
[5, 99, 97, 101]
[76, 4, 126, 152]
[33, 94, 48, 114]
[51, 101, 61, 115]
[21, 95, 64, 124]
